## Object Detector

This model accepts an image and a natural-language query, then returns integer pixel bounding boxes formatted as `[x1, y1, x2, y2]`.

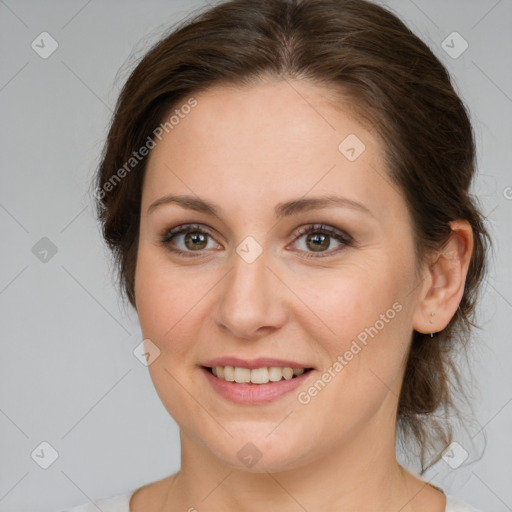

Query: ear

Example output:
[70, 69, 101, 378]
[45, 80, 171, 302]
[412, 220, 474, 335]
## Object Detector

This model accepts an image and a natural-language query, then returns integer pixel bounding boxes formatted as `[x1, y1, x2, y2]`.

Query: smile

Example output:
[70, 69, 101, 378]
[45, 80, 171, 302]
[201, 366, 314, 404]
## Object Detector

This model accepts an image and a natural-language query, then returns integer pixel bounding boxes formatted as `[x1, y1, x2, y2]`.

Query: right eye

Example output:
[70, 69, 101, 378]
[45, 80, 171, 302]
[160, 223, 222, 257]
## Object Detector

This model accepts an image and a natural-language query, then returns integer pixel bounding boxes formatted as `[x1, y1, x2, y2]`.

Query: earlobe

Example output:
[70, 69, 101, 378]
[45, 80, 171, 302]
[412, 220, 474, 336]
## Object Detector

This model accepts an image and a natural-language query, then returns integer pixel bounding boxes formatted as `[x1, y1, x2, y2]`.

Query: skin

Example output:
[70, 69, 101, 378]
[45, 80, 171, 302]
[131, 79, 474, 511]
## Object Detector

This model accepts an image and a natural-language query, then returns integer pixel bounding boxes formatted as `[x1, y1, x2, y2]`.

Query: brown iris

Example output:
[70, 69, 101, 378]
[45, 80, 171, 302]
[306, 233, 330, 252]
[185, 231, 208, 250]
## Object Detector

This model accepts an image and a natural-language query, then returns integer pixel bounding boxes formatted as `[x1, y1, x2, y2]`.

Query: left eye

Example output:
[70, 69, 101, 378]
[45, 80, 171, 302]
[289, 223, 352, 258]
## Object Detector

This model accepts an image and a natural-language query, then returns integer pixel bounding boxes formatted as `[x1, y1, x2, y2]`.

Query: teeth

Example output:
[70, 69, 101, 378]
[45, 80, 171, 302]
[211, 366, 307, 384]
[268, 366, 283, 382]
[223, 366, 235, 382]
[282, 367, 294, 380]
[234, 367, 251, 383]
[250, 367, 269, 384]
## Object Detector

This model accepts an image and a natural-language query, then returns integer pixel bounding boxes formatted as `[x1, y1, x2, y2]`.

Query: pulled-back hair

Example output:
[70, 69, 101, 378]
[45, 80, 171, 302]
[94, 0, 490, 473]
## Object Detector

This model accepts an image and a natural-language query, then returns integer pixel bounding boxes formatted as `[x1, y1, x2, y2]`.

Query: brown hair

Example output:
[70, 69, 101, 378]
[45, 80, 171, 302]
[93, 0, 490, 473]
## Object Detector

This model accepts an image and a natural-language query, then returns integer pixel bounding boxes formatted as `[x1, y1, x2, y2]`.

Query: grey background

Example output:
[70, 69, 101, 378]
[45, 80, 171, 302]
[0, 0, 511, 510]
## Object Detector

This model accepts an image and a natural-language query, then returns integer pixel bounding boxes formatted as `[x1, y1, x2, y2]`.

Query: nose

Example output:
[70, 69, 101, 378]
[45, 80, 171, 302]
[214, 248, 289, 341]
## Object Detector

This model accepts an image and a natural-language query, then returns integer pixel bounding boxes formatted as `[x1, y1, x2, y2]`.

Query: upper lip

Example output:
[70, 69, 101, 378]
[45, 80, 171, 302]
[201, 357, 314, 370]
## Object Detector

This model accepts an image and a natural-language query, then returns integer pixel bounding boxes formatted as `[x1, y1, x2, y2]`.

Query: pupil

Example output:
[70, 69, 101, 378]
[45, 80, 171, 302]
[307, 233, 329, 251]
[185, 232, 207, 250]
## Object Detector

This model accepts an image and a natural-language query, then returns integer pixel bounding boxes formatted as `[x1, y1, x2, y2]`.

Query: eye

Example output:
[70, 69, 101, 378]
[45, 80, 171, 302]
[160, 222, 352, 259]
[160, 224, 221, 257]
[289, 223, 353, 258]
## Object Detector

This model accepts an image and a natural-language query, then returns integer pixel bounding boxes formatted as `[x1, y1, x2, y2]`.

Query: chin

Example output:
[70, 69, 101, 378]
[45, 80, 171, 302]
[202, 425, 316, 473]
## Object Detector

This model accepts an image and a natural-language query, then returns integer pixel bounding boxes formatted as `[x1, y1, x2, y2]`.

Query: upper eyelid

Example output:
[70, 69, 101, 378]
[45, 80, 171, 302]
[294, 223, 351, 239]
[162, 223, 216, 241]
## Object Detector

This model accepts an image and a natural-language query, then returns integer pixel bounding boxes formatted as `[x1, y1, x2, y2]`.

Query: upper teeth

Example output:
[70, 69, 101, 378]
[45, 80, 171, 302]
[212, 366, 305, 384]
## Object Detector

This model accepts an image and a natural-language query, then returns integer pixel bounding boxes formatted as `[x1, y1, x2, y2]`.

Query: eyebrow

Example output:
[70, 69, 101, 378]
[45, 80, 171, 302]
[147, 194, 374, 219]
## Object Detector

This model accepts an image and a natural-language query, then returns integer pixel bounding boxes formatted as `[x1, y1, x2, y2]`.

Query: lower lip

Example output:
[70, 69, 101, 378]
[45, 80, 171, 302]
[201, 367, 313, 404]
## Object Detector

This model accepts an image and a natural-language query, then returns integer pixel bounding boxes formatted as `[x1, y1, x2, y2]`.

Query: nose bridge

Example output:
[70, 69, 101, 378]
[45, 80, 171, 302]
[214, 241, 288, 339]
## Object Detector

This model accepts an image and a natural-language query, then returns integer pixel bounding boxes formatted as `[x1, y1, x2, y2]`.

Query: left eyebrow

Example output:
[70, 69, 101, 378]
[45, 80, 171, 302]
[147, 194, 375, 219]
[274, 195, 375, 219]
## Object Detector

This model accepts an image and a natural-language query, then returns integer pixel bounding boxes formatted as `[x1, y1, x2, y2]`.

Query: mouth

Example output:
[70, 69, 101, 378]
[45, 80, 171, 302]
[203, 365, 314, 384]
[201, 364, 315, 404]
[199, 356, 316, 404]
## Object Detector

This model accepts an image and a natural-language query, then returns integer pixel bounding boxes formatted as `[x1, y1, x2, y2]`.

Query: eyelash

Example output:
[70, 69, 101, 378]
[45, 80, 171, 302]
[160, 223, 353, 259]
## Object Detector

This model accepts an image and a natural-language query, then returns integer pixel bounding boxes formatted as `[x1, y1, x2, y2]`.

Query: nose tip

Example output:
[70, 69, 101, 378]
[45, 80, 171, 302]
[213, 252, 289, 340]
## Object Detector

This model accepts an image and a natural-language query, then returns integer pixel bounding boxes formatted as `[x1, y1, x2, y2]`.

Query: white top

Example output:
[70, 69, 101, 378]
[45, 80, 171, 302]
[60, 490, 485, 511]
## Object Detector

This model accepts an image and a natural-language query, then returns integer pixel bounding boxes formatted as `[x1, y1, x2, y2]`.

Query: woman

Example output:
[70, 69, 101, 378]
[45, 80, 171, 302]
[67, 0, 490, 510]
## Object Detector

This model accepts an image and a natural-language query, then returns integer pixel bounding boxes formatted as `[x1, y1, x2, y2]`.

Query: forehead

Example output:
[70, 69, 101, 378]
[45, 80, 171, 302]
[142, 79, 405, 223]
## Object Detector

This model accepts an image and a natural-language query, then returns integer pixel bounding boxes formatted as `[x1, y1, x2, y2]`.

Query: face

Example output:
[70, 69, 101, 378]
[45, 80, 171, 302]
[135, 79, 425, 472]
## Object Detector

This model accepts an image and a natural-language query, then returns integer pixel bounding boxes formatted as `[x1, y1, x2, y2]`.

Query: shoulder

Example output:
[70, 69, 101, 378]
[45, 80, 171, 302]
[60, 474, 176, 512]
[445, 494, 485, 512]
[60, 490, 135, 512]
[129, 474, 177, 511]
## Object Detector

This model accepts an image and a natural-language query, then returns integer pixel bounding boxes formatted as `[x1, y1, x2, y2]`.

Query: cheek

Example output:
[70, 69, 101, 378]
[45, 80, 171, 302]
[291, 257, 414, 402]
[134, 248, 210, 424]
[134, 247, 199, 352]
[291, 261, 407, 346]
